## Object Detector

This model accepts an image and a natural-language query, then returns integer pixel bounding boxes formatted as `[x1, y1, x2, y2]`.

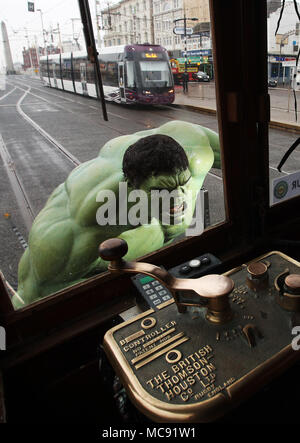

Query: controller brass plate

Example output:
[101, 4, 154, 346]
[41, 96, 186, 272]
[103, 251, 300, 422]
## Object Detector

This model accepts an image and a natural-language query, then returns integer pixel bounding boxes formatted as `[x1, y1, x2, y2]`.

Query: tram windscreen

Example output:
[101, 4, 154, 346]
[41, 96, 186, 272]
[139, 61, 173, 87]
[267, 3, 300, 207]
[2, 1, 227, 311]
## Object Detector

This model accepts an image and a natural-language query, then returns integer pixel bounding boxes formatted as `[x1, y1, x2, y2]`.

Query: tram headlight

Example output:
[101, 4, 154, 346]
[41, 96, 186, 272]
[168, 89, 174, 94]
[143, 90, 152, 95]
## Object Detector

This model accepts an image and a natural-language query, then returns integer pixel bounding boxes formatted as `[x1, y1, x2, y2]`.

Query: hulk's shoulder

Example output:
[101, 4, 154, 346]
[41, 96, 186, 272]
[145, 121, 217, 148]
[98, 121, 218, 157]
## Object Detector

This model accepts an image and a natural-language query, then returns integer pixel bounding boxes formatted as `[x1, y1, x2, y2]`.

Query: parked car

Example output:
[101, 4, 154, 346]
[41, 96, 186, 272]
[193, 71, 210, 82]
[268, 78, 278, 87]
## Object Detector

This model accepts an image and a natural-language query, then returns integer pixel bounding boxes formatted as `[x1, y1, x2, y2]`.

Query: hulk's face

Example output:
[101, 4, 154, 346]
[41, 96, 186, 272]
[138, 168, 196, 240]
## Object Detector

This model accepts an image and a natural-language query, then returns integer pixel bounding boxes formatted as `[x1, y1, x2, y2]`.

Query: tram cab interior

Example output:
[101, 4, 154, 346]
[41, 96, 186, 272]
[1, 0, 300, 424]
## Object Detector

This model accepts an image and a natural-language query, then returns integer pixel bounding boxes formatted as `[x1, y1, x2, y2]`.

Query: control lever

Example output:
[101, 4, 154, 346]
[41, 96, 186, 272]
[99, 238, 234, 324]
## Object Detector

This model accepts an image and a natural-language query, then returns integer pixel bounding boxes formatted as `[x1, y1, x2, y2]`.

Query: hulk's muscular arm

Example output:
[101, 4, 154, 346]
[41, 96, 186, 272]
[14, 160, 165, 308]
[14, 121, 220, 308]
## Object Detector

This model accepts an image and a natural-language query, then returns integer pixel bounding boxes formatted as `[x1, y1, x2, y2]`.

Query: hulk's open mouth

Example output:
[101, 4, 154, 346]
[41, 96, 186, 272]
[169, 201, 186, 215]
[170, 203, 184, 214]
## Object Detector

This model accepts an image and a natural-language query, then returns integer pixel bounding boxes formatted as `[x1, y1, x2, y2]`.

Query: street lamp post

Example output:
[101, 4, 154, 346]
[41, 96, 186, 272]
[71, 18, 82, 50]
[24, 28, 33, 70]
[52, 23, 63, 53]
[95, 0, 101, 48]
[37, 9, 47, 55]
[173, 16, 198, 74]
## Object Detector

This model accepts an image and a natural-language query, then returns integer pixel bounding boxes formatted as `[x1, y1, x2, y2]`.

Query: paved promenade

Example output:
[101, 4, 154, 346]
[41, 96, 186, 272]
[174, 82, 300, 132]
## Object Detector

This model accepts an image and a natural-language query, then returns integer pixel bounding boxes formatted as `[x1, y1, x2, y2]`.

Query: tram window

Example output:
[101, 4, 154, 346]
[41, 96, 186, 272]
[54, 61, 60, 77]
[126, 61, 135, 87]
[267, 2, 300, 207]
[73, 58, 85, 81]
[40, 61, 48, 77]
[3, 0, 230, 313]
[86, 62, 95, 83]
[106, 62, 118, 86]
[139, 61, 173, 86]
[99, 62, 118, 87]
[62, 59, 72, 80]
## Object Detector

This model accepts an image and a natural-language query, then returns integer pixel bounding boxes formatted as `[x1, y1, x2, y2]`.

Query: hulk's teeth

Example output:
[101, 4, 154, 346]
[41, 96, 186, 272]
[170, 203, 184, 214]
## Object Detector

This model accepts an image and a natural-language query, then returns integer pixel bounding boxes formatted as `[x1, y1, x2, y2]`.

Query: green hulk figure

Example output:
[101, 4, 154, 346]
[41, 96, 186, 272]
[13, 120, 220, 308]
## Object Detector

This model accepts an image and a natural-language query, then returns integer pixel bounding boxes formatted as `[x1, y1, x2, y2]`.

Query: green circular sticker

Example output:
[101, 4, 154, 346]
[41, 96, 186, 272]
[274, 180, 288, 199]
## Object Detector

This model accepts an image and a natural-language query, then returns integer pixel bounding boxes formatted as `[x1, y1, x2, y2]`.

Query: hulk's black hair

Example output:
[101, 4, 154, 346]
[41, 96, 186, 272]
[122, 134, 189, 188]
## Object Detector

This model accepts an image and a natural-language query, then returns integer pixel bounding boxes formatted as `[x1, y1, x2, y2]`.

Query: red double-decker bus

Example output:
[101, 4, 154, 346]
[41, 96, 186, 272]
[170, 57, 200, 84]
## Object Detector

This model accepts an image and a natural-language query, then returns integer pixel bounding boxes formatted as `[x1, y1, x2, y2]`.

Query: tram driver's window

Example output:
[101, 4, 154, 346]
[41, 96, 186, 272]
[267, 2, 300, 206]
[126, 61, 135, 87]
[0, 0, 226, 310]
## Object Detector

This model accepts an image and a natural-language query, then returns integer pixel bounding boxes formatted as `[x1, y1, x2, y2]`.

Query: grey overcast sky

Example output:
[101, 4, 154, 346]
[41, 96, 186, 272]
[0, 0, 104, 67]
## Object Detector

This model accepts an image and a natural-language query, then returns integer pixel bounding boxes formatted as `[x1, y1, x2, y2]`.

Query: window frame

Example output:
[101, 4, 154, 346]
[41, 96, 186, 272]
[1, 0, 299, 348]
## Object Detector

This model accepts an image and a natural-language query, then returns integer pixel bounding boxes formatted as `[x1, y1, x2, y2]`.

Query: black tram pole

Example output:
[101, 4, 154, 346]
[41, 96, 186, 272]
[173, 16, 198, 76]
[77, 0, 108, 121]
[184, 14, 187, 74]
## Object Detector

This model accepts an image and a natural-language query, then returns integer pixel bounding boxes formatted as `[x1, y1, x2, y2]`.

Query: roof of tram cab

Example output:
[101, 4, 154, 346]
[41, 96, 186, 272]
[40, 44, 168, 63]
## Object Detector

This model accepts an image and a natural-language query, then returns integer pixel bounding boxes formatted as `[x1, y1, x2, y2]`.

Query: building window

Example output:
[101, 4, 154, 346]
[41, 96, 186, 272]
[163, 1, 170, 12]
[154, 2, 160, 14]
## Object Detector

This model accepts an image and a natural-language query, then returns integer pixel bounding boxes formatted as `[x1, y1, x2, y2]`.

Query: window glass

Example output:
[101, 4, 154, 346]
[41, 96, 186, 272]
[86, 62, 95, 82]
[126, 61, 135, 87]
[40, 60, 48, 77]
[62, 57, 72, 80]
[0, 0, 225, 310]
[139, 61, 173, 86]
[267, 1, 300, 207]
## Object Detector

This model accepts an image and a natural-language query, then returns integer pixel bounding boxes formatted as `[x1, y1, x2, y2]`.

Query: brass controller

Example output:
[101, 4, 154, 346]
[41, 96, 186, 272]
[100, 240, 300, 423]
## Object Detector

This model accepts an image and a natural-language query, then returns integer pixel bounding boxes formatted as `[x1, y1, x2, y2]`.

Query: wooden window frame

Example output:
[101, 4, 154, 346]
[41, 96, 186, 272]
[1, 0, 299, 355]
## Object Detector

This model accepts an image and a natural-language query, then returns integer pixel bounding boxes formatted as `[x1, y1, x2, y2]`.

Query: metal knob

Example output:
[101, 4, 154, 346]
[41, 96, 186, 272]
[246, 261, 269, 290]
[247, 262, 268, 278]
[99, 238, 128, 262]
[194, 274, 234, 323]
[275, 271, 300, 312]
[284, 274, 300, 295]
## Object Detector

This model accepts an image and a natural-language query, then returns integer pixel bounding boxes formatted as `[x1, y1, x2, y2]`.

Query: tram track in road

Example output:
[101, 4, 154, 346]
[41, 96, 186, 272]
[12, 76, 221, 130]
[9, 77, 202, 133]
[7, 76, 295, 189]
[0, 134, 34, 233]
[7, 77, 226, 185]
[8, 78, 136, 136]
[15, 86, 81, 167]
[9, 78, 295, 178]
[5, 81, 81, 167]
[9, 77, 218, 135]
[0, 84, 78, 235]
[6, 78, 160, 162]
[0, 86, 17, 101]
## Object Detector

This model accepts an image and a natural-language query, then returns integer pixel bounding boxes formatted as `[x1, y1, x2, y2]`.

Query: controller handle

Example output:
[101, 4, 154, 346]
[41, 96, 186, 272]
[99, 238, 234, 324]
